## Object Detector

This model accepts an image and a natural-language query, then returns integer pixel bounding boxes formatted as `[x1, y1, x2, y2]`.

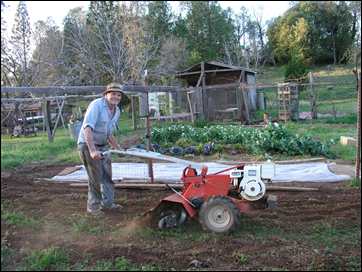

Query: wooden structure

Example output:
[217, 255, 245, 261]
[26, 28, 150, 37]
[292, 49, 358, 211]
[277, 83, 299, 121]
[175, 61, 256, 122]
[1, 98, 65, 136]
[0, 84, 188, 141]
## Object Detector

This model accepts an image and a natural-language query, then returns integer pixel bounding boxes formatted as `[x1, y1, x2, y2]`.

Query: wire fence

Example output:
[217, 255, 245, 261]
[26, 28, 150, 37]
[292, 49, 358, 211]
[252, 71, 358, 123]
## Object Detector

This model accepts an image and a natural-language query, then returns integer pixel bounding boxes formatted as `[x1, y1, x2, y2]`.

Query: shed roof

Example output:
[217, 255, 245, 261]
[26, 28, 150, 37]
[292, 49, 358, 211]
[177, 61, 256, 75]
[175, 61, 255, 87]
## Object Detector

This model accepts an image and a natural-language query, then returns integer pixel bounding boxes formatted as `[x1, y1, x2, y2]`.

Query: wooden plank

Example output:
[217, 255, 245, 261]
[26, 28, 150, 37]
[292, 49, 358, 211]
[201, 61, 208, 120]
[51, 98, 65, 137]
[55, 166, 83, 176]
[266, 186, 319, 192]
[176, 68, 251, 77]
[240, 75, 250, 123]
[69, 182, 183, 189]
[68, 183, 318, 191]
[186, 92, 194, 123]
[190, 83, 239, 91]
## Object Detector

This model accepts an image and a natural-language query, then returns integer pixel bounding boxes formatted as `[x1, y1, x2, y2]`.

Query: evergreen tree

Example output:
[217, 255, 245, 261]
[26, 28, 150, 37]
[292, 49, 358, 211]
[183, 1, 235, 65]
[10, 0, 32, 86]
[146, 1, 172, 43]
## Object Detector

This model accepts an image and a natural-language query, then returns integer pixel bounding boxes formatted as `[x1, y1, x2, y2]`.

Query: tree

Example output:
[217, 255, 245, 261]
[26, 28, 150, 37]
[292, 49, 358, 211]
[182, 1, 235, 65]
[86, 1, 127, 83]
[11, 1, 32, 85]
[1, 1, 10, 85]
[4, 1, 32, 86]
[30, 18, 63, 86]
[223, 7, 249, 66]
[267, 1, 355, 65]
[146, 1, 173, 43]
[120, 1, 159, 81]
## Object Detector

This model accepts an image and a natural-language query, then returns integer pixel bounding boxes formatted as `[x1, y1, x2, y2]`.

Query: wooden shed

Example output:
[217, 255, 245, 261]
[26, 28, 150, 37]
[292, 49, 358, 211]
[175, 61, 257, 122]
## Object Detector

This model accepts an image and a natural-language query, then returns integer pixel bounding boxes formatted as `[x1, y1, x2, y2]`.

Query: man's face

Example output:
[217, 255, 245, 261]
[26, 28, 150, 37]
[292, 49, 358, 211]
[105, 91, 122, 106]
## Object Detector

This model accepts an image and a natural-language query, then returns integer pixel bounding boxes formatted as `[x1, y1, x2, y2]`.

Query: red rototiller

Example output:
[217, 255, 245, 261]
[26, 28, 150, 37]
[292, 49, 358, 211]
[105, 148, 275, 233]
[152, 162, 275, 233]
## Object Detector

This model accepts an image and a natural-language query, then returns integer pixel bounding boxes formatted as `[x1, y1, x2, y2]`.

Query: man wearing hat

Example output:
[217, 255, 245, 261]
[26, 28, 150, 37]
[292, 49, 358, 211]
[78, 82, 125, 215]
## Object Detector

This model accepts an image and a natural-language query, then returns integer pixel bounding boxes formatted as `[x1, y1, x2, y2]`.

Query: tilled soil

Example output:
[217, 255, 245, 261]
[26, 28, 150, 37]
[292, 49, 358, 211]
[1, 163, 361, 270]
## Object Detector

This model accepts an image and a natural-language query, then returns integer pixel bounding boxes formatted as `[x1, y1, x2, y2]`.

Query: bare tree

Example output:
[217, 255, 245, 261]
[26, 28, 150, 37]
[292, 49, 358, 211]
[120, 1, 159, 82]
[223, 7, 249, 66]
[30, 18, 64, 86]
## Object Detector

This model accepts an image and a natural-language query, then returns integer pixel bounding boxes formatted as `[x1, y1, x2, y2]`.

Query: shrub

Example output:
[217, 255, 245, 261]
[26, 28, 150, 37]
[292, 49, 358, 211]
[284, 54, 308, 81]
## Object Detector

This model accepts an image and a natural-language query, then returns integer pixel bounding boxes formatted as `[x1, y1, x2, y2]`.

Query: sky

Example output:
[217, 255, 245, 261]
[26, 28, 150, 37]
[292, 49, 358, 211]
[2, 1, 291, 33]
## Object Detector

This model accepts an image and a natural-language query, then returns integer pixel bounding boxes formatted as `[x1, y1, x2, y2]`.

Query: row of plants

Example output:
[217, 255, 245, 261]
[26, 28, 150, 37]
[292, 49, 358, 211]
[149, 123, 335, 158]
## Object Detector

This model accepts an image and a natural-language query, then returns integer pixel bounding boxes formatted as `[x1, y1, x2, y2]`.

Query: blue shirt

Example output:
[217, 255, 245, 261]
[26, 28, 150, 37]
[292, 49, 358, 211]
[77, 97, 121, 146]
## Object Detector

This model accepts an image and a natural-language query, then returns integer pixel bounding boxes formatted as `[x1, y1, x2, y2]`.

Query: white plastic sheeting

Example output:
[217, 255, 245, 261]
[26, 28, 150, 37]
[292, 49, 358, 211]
[51, 162, 350, 183]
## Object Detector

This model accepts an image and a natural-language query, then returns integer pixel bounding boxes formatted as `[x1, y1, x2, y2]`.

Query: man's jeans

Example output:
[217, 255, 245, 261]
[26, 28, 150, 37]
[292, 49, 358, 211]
[78, 144, 114, 212]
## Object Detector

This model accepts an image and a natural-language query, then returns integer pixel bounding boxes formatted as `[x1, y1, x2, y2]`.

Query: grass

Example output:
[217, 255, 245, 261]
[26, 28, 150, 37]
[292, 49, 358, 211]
[308, 222, 361, 249]
[7, 246, 160, 271]
[257, 64, 358, 126]
[21, 247, 70, 271]
[0, 113, 135, 170]
[349, 178, 361, 188]
[285, 121, 356, 162]
[137, 223, 211, 242]
[1, 128, 80, 170]
[89, 256, 160, 271]
[69, 215, 109, 236]
[1, 243, 16, 269]
[1, 201, 40, 229]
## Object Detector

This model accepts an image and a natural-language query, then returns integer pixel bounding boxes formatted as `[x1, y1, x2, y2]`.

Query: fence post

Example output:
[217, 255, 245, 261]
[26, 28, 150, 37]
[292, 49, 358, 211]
[354, 69, 361, 180]
[143, 73, 154, 183]
[308, 72, 317, 119]
[42, 97, 53, 143]
[131, 95, 137, 130]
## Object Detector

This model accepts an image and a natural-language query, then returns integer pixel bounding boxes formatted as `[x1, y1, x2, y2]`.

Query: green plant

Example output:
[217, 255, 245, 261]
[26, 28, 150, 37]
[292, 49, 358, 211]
[232, 251, 248, 265]
[349, 178, 361, 188]
[23, 247, 69, 271]
[284, 54, 308, 81]
[1, 243, 15, 269]
[151, 123, 334, 158]
[175, 138, 194, 148]
[114, 256, 131, 270]
[71, 216, 105, 235]
[91, 260, 114, 271]
[2, 211, 40, 228]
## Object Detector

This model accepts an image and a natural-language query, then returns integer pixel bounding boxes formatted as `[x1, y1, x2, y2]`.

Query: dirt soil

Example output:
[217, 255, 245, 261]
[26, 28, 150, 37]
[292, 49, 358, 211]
[1, 162, 361, 270]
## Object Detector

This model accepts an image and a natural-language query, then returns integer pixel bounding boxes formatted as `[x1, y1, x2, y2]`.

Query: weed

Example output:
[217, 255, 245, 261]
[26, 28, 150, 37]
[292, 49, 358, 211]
[136, 224, 210, 242]
[2, 210, 40, 229]
[349, 178, 361, 188]
[232, 250, 249, 265]
[309, 222, 360, 249]
[22, 247, 69, 271]
[91, 259, 114, 271]
[70, 216, 105, 235]
[1, 243, 15, 269]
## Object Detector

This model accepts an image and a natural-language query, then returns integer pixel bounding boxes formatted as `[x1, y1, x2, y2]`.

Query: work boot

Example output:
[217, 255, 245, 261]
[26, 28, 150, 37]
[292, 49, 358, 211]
[87, 208, 104, 216]
[101, 203, 123, 211]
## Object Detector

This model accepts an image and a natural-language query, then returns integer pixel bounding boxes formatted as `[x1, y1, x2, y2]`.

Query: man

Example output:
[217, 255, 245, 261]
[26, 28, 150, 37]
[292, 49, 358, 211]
[78, 82, 124, 215]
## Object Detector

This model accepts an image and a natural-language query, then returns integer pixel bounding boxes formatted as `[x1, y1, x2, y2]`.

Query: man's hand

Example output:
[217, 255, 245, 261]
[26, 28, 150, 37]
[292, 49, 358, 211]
[90, 150, 103, 160]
